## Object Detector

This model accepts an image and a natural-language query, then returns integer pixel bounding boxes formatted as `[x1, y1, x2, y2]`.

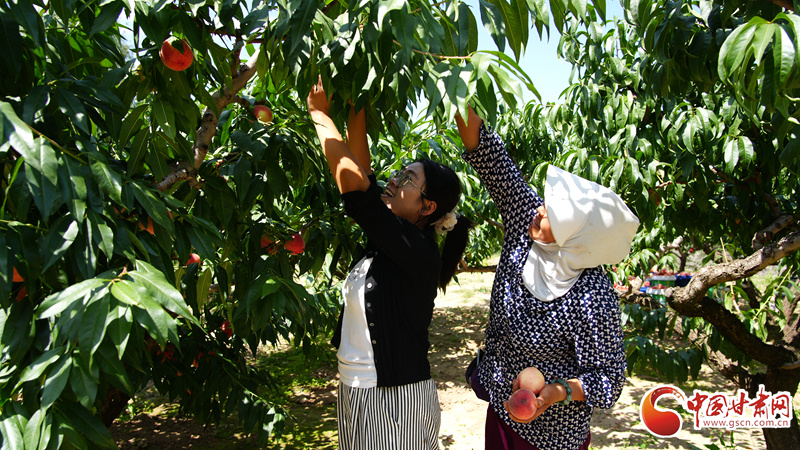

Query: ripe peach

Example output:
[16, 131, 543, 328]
[261, 234, 279, 255]
[160, 37, 193, 71]
[507, 388, 536, 421]
[12, 267, 23, 283]
[254, 105, 273, 124]
[517, 367, 545, 394]
[186, 253, 201, 266]
[221, 320, 233, 337]
[284, 232, 305, 255]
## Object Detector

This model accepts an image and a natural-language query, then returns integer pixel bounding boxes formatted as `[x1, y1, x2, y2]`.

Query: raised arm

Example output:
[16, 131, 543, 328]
[458, 108, 542, 239]
[306, 76, 370, 194]
[345, 102, 372, 176]
[455, 105, 483, 152]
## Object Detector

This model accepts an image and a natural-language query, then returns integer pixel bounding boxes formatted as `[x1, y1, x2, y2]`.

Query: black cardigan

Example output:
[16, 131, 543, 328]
[332, 175, 441, 387]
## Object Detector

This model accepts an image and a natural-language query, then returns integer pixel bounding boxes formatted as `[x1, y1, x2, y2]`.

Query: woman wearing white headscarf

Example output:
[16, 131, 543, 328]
[456, 107, 639, 450]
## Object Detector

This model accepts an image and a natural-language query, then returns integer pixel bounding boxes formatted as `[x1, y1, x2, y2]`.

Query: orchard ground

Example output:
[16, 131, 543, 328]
[111, 269, 792, 449]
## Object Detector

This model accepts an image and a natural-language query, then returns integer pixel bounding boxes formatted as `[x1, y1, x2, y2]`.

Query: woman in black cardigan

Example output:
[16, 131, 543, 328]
[307, 76, 471, 450]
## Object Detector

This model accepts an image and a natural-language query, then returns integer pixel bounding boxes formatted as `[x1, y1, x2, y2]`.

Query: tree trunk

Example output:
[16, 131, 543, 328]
[762, 366, 800, 449]
[100, 387, 132, 427]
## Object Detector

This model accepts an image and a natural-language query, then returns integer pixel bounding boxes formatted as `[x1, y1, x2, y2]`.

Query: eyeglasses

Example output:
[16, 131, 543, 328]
[390, 168, 428, 198]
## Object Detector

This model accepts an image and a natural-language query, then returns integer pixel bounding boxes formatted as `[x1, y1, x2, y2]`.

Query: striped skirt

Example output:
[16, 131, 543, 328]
[338, 378, 441, 450]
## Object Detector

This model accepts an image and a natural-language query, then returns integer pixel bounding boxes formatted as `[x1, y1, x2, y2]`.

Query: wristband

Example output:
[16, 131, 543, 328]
[552, 378, 572, 405]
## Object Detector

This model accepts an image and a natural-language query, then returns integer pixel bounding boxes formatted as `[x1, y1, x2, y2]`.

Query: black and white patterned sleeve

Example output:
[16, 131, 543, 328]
[462, 124, 542, 239]
[572, 270, 627, 409]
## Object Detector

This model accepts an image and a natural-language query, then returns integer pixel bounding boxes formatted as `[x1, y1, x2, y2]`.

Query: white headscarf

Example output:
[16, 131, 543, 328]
[522, 166, 640, 301]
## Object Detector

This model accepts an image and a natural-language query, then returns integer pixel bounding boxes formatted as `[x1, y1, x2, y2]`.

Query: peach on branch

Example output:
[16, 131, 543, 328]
[254, 105, 273, 124]
[186, 253, 201, 266]
[13, 267, 23, 283]
[283, 232, 305, 255]
[159, 37, 193, 71]
[260, 233, 279, 254]
[221, 320, 233, 338]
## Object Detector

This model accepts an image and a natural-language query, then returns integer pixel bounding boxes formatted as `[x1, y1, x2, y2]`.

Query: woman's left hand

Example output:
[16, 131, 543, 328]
[306, 75, 331, 116]
[503, 383, 567, 423]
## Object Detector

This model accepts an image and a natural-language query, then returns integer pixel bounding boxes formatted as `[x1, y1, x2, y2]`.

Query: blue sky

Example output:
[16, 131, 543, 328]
[466, 0, 626, 104]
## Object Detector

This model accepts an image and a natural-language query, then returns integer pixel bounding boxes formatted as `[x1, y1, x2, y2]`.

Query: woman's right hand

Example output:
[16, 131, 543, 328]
[306, 75, 331, 117]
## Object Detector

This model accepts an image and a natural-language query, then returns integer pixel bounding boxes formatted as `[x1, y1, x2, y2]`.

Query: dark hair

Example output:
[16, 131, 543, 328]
[418, 159, 474, 291]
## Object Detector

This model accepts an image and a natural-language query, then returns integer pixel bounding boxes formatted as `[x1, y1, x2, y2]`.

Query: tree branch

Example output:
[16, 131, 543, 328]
[156, 50, 261, 191]
[675, 229, 800, 298]
[667, 229, 800, 367]
[753, 214, 798, 250]
[766, 0, 795, 12]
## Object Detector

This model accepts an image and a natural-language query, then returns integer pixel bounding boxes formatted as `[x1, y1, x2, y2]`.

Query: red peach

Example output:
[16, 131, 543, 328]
[254, 105, 273, 124]
[507, 388, 536, 421]
[283, 232, 305, 255]
[12, 267, 23, 283]
[186, 253, 201, 266]
[221, 320, 233, 338]
[261, 234, 279, 255]
[159, 37, 193, 71]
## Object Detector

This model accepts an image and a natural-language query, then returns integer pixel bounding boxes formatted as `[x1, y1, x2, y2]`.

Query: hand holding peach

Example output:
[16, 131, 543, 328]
[505, 367, 575, 423]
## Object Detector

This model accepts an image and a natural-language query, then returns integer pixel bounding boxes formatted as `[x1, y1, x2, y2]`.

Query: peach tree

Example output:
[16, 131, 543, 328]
[0, 0, 580, 447]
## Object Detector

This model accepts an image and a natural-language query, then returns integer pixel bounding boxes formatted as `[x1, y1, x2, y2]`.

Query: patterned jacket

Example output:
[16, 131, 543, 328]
[463, 124, 626, 450]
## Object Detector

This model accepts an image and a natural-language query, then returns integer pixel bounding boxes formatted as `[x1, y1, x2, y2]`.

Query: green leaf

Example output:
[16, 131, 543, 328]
[196, 268, 214, 311]
[127, 128, 150, 176]
[41, 356, 72, 409]
[41, 215, 80, 272]
[16, 347, 63, 386]
[23, 140, 62, 222]
[107, 303, 133, 359]
[129, 182, 175, 235]
[0, 101, 34, 156]
[88, 1, 123, 36]
[58, 401, 116, 448]
[110, 279, 142, 307]
[58, 157, 88, 222]
[129, 260, 200, 325]
[55, 89, 90, 135]
[0, 404, 25, 450]
[69, 354, 99, 409]
[90, 210, 115, 259]
[773, 26, 795, 89]
[22, 85, 49, 124]
[118, 104, 148, 146]
[37, 278, 104, 319]
[723, 135, 738, 172]
[780, 134, 800, 167]
[130, 288, 175, 349]
[22, 409, 49, 450]
[486, 0, 523, 60]
[285, 0, 317, 57]
[78, 296, 110, 368]
[152, 98, 177, 140]
[89, 154, 123, 204]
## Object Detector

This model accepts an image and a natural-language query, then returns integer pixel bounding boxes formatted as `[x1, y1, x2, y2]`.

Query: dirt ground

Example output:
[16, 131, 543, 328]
[111, 270, 775, 450]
